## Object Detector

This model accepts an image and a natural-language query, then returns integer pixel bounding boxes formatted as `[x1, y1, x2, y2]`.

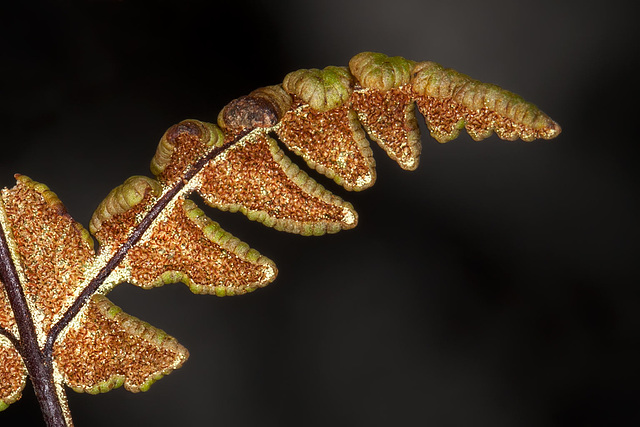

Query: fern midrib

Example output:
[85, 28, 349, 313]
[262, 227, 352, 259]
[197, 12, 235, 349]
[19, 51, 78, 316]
[42, 128, 251, 362]
[0, 213, 67, 426]
[1, 127, 252, 427]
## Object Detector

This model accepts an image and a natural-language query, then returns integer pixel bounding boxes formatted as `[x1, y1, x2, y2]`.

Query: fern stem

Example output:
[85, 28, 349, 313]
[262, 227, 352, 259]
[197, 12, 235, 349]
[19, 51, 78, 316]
[1, 127, 246, 426]
[43, 128, 247, 370]
[0, 222, 68, 427]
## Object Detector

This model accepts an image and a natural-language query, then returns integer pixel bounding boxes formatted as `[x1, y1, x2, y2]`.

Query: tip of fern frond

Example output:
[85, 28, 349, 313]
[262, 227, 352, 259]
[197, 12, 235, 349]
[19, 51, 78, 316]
[529, 114, 561, 141]
[546, 120, 562, 139]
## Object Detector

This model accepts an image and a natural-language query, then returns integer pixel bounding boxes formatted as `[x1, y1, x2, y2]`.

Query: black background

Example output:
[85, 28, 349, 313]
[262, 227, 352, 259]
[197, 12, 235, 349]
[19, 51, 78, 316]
[1, 1, 638, 426]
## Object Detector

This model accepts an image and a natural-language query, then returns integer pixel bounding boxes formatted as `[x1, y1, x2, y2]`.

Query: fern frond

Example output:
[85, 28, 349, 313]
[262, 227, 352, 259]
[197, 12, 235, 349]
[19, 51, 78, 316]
[0, 51, 561, 426]
[216, 51, 561, 192]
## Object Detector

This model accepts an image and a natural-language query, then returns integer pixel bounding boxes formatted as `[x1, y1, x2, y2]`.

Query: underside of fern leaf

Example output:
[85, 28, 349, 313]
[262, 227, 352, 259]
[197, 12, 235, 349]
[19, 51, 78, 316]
[0, 52, 560, 426]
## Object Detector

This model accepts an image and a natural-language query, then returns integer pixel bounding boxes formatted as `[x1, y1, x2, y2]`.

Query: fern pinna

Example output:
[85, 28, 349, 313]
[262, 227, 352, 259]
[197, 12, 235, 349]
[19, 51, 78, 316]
[0, 52, 560, 426]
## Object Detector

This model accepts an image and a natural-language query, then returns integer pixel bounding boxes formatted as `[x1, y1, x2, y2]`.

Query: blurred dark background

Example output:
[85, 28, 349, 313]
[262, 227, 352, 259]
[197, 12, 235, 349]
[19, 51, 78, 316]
[1, 1, 638, 426]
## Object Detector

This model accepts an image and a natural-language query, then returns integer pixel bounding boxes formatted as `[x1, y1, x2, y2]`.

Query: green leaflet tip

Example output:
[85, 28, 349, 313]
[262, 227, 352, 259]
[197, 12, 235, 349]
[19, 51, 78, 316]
[349, 52, 415, 90]
[89, 175, 162, 237]
[150, 120, 223, 184]
[137, 376, 161, 393]
[283, 66, 354, 111]
[410, 60, 561, 142]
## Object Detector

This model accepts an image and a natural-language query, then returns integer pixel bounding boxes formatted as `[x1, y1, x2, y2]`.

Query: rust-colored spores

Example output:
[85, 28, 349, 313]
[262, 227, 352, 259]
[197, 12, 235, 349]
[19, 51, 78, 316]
[410, 61, 561, 142]
[350, 87, 421, 171]
[125, 198, 276, 295]
[197, 134, 358, 235]
[0, 340, 26, 409]
[0, 282, 16, 335]
[54, 295, 188, 394]
[90, 176, 162, 248]
[1, 176, 94, 336]
[277, 97, 376, 191]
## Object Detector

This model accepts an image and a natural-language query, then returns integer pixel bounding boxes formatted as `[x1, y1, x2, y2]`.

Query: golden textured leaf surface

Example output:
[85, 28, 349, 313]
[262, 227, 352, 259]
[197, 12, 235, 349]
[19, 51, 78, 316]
[348, 53, 421, 170]
[195, 134, 358, 233]
[351, 87, 421, 171]
[0, 280, 16, 336]
[0, 176, 193, 412]
[0, 336, 25, 411]
[54, 295, 188, 394]
[410, 60, 561, 142]
[277, 98, 376, 190]
[1, 176, 94, 337]
[123, 198, 277, 296]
